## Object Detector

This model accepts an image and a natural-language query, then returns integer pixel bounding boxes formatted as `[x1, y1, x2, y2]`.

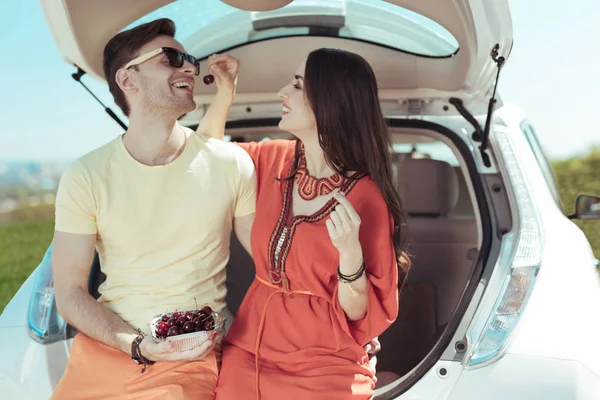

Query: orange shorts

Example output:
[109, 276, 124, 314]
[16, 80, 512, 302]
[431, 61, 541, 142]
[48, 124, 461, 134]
[51, 333, 219, 400]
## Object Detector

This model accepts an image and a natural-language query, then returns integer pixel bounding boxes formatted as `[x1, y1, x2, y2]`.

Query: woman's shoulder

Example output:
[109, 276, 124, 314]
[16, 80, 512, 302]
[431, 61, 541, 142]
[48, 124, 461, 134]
[239, 139, 295, 153]
[349, 175, 388, 211]
[349, 175, 380, 197]
[349, 176, 395, 236]
[236, 139, 295, 165]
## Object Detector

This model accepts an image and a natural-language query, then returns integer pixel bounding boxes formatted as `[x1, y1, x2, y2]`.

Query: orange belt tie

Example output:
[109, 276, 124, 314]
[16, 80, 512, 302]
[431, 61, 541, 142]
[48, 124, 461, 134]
[253, 274, 313, 400]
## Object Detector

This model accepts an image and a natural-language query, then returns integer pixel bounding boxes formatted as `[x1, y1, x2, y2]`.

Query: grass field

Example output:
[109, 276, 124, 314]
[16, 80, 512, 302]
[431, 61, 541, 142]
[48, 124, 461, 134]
[0, 218, 54, 313]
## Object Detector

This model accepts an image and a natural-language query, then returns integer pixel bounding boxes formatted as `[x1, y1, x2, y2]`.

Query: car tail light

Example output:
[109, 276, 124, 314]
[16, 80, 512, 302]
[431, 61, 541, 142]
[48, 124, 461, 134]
[27, 245, 67, 344]
[467, 127, 544, 366]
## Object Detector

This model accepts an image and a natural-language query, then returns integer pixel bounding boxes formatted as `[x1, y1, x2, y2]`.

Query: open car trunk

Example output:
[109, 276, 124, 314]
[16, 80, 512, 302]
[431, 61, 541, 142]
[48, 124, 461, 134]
[80, 118, 488, 398]
[45, 0, 507, 397]
[41, 0, 513, 119]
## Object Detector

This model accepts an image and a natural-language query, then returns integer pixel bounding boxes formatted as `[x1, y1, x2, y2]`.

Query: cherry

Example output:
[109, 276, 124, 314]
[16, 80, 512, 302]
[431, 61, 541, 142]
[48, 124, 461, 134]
[194, 311, 206, 321]
[183, 321, 195, 333]
[157, 321, 168, 330]
[194, 318, 206, 331]
[161, 314, 170, 322]
[203, 74, 214, 85]
[177, 316, 188, 327]
[200, 306, 213, 315]
[167, 326, 180, 336]
[185, 312, 195, 321]
[156, 326, 169, 338]
[203, 316, 215, 330]
[166, 318, 177, 328]
[192, 317, 204, 331]
[172, 311, 182, 319]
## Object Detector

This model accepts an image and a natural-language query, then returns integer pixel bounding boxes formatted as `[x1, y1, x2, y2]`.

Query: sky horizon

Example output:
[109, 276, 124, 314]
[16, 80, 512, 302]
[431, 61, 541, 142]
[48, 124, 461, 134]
[0, 0, 598, 162]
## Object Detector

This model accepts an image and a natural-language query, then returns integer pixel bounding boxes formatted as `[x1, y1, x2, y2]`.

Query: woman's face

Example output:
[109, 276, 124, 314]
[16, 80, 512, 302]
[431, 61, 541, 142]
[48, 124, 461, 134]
[277, 60, 317, 136]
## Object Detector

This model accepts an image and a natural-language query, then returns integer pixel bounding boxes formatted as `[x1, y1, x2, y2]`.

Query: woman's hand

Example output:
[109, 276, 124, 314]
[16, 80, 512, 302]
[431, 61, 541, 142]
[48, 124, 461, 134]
[365, 337, 381, 382]
[207, 53, 239, 95]
[196, 54, 239, 140]
[329, 191, 368, 320]
[326, 192, 362, 256]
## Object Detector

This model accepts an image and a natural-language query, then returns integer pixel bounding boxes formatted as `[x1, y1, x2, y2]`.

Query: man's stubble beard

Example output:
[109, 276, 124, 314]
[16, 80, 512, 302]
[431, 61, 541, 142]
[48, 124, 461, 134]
[139, 77, 196, 120]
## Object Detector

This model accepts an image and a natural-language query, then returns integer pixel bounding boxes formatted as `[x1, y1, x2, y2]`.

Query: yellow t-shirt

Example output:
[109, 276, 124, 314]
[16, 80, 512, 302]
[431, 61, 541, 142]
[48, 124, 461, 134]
[54, 128, 256, 333]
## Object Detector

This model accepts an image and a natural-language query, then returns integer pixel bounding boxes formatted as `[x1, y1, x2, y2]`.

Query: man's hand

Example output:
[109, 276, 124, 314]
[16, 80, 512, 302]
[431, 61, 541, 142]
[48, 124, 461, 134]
[140, 335, 218, 362]
[365, 337, 381, 382]
[207, 54, 239, 95]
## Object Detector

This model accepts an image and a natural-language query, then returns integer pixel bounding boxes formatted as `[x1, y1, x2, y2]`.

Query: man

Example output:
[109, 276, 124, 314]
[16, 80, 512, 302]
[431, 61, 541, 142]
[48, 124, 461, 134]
[51, 18, 250, 399]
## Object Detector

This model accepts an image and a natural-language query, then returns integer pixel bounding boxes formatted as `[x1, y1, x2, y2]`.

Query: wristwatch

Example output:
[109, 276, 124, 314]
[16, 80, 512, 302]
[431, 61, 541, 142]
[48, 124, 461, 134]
[131, 331, 155, 373]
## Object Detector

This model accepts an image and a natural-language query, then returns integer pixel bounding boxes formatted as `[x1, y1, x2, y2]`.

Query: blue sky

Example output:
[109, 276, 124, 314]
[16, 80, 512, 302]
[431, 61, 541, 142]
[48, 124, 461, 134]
[0, 0, 598, 161]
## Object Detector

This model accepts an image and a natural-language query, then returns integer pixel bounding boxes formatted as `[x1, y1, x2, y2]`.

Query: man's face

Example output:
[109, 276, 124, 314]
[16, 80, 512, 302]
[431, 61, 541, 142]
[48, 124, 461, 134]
[127, 36, 197, 117]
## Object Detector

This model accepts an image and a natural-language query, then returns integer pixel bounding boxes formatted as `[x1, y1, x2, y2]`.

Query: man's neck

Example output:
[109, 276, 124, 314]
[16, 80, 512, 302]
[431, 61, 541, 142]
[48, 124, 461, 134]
[123, 112, 187, 166]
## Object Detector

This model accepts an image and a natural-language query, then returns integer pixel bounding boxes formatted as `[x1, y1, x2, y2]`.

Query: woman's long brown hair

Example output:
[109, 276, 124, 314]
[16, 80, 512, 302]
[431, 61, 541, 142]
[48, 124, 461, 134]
[285, 48, 411, 281]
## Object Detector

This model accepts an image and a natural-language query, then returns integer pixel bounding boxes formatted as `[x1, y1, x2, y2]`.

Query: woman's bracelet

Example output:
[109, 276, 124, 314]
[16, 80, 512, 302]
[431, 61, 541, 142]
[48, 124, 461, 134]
[337, 261, 366, 283]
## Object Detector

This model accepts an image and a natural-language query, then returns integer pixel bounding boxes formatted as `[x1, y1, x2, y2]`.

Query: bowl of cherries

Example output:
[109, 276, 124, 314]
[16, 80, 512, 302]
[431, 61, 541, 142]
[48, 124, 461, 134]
[149, 305, 224, 352]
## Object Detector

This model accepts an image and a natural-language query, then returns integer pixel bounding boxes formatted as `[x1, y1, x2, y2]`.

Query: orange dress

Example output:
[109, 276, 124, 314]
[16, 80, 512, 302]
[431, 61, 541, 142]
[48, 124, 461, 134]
[215, 140, 399, 400]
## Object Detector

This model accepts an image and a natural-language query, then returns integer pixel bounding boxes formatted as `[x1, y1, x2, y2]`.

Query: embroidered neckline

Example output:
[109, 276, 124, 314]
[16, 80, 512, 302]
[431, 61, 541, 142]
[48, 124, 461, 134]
[266, 158, 365, 290]
[294, 153, 345, 200]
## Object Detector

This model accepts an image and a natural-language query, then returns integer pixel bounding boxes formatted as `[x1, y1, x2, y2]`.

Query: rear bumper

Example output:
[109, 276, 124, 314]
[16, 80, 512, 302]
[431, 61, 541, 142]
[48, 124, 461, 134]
[446, 353, 600, 400]
[0, 326, 69, 399]
[1, 335, 599, 399]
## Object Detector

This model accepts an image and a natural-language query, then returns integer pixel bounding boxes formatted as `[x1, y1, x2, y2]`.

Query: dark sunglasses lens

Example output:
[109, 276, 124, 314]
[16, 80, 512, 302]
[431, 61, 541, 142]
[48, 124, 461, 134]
[184, 54, 200, 76]
[164, 49, 199, 75]
[164, 49, 184, 68]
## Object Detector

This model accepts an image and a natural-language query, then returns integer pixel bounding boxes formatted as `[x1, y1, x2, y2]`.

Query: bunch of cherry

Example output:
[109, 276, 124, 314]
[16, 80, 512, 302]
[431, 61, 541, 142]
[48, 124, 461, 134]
[154, 305, 215, 338]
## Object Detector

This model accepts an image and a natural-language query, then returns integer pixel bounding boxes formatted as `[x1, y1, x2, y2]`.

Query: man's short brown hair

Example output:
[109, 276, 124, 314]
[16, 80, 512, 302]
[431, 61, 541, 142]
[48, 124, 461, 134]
[103, 18, 176, 116]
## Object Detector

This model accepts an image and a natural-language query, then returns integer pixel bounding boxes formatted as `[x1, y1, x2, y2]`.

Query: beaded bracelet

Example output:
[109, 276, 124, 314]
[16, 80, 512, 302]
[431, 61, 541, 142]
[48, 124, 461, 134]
[337, 261, 366, 283]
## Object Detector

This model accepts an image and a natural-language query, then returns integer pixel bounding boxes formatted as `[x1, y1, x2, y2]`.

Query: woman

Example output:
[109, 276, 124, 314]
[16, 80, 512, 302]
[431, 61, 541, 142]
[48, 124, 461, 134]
[205, 48, 410, 399]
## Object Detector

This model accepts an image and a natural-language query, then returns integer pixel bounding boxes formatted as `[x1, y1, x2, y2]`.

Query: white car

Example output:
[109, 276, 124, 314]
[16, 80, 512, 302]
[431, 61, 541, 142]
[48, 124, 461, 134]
[2, 0, 600, 399]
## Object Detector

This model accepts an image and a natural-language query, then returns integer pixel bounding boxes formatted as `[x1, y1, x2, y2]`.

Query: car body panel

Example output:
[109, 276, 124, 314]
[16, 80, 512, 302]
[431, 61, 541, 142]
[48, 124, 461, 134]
[40, 0, 512, 107]
[3, 107, 600, 398]
[3, 2, 598, 399]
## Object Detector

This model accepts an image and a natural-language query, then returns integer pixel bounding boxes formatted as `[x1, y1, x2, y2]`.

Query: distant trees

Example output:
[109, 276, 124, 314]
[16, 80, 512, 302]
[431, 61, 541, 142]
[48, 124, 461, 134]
[552, 147, 600, 261]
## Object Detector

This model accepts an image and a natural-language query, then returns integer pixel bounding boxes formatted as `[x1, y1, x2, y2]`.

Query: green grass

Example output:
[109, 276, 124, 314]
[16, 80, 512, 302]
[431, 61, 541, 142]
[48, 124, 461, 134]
[0, 219, 54, 314]
[552, 148, 600, 261]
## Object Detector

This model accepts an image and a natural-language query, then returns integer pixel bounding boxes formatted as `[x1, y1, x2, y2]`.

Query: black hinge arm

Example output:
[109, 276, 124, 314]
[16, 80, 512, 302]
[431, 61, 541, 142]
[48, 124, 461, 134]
[449, 44, 506, 168]
[71, 67, 128, 131]
[482, 44, 506, 153]
[448, 98, 484, 141]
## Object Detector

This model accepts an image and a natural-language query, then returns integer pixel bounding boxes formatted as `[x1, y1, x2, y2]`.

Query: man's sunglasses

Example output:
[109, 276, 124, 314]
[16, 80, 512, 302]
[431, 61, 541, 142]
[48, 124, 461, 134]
[124, 47, 200, 76]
